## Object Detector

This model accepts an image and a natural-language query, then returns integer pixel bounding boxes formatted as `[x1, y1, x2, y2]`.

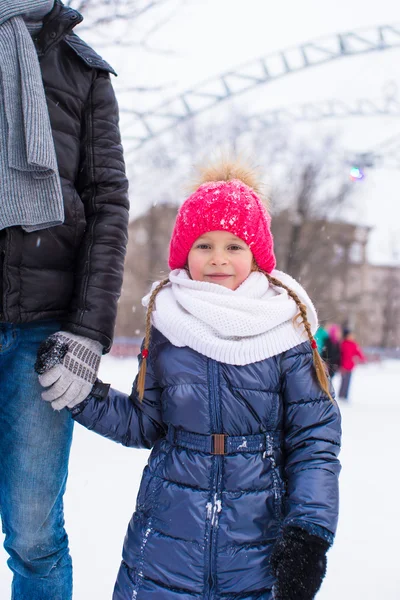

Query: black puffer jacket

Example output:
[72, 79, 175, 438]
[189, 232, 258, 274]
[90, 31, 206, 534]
[0, 1, 129, 352]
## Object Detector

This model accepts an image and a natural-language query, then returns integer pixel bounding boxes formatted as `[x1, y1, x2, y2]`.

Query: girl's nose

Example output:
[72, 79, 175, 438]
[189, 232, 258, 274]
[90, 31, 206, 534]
[210, 251, 228, 265]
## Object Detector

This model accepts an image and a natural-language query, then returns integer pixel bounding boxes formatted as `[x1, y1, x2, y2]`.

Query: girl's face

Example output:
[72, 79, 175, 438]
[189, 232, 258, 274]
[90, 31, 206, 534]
[187, 230, 254, 290]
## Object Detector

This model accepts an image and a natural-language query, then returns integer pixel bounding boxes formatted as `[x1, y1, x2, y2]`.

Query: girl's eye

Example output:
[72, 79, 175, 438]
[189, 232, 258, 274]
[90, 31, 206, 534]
[196, 244, 211, 249]
[228, 245, 242, 251]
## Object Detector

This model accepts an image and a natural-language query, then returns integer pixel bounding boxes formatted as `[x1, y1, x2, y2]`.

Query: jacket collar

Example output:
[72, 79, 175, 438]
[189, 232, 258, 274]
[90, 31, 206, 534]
[35, 0, 83, 55]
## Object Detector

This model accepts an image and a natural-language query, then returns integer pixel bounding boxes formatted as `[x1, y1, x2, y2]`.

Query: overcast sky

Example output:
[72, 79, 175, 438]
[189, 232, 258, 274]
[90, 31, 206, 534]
[82, 0, 400, 264]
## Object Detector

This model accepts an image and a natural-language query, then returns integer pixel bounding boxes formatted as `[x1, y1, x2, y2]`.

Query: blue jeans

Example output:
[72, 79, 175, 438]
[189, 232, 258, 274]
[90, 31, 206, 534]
[0, 321, 73, 600]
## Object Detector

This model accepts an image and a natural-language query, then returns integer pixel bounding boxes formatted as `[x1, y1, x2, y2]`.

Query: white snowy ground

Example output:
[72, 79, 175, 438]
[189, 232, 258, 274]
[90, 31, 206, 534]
[0, 358, 399, 599]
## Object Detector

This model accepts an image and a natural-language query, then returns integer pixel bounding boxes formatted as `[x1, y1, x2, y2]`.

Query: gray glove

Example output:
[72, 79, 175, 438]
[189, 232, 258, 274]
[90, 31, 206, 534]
[35, 331, 103, 410]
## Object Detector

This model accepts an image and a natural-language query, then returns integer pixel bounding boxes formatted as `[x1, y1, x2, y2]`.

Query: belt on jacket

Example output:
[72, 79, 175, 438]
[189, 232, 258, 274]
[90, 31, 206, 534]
[166, 424, 282, 456]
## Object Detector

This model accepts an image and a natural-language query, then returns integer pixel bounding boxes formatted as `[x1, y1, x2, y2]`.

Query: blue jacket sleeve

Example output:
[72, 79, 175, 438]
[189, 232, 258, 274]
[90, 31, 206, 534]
[279, 343, 342, 544]
[71, 350, 165, 449]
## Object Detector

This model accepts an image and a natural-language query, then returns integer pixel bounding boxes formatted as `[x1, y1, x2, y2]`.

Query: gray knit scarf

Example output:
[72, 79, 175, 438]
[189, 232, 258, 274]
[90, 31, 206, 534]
[0, 1, 64, 233]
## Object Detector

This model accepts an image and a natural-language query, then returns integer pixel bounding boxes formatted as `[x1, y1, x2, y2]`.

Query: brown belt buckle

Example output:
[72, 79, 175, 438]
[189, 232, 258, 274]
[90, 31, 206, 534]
[212, 433, 227, 455]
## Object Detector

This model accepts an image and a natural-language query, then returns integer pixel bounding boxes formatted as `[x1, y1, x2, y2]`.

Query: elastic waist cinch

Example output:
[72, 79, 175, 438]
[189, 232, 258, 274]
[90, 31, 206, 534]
[166, 424, 282, 456]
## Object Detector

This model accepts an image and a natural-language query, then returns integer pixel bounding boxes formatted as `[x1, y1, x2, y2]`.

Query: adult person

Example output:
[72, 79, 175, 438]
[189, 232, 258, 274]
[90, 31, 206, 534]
[0, 1, 129, 598]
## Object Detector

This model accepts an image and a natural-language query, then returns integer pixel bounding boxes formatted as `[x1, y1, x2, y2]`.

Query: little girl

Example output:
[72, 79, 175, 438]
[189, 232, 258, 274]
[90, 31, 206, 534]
[52, 163, 342, 599]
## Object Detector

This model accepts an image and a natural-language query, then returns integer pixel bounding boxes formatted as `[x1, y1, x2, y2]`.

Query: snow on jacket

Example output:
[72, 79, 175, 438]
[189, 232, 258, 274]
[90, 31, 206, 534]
[73, 328, 341, 599]
[340, 339, 365, 371]
[0, 1, 129, 351]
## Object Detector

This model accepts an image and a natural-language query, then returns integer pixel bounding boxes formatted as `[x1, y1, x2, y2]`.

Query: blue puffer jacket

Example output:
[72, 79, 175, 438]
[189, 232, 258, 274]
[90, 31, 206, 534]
[73, 328, 341, 600]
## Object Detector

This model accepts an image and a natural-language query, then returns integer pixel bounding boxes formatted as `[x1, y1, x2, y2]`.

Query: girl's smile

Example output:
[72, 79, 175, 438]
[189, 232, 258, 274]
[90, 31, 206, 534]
[204, 272, 233, 280]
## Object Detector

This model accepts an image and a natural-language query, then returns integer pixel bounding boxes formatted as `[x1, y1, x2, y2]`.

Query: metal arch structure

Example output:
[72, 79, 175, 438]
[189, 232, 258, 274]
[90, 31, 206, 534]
[124, 23, 400, 149]
[350, 133, 400, 170]
[248, 103, 400, 170]
[247, 100, 400, 171]
[246, 96, 400, 128]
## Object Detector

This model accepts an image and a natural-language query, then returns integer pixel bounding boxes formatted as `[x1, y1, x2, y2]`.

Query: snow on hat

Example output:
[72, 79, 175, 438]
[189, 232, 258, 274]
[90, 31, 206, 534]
[168, 163, 276, 273]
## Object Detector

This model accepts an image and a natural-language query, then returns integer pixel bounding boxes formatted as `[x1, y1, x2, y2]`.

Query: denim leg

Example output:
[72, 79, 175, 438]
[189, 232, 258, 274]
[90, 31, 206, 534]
[0, 321, 74, 600]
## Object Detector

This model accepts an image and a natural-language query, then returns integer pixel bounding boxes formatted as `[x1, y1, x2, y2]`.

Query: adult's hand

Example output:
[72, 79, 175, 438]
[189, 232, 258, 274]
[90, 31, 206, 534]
[35, 331, 102, 410]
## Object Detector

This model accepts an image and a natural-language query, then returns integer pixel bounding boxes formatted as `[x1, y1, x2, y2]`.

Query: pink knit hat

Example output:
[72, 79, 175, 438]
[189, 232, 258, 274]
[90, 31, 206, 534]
[169, 178, 276, 273]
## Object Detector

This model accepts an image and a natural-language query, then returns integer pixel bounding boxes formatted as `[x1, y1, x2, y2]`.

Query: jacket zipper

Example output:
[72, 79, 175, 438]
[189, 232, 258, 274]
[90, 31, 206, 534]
[205, 359, 223, 599]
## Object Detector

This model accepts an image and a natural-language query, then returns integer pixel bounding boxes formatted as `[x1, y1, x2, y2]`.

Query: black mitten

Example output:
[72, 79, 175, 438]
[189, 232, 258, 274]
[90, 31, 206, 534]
[271, 526, 330, 600]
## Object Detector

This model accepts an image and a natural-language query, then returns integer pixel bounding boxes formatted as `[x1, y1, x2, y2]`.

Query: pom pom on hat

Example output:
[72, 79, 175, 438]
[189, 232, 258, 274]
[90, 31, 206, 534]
[168, 161, 276, 273]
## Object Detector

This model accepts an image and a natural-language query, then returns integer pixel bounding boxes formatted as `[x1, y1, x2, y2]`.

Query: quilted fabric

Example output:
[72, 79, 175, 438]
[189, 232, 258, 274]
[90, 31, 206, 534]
[73, 329, 341, 599]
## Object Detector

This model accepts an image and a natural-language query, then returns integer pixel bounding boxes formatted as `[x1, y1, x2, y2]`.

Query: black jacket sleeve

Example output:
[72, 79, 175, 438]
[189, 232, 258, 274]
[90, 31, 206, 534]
[64, 71, 129, 352]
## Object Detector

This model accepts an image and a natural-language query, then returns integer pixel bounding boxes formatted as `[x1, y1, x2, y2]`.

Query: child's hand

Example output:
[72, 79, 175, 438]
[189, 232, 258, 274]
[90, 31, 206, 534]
[271, 526, 329, 600]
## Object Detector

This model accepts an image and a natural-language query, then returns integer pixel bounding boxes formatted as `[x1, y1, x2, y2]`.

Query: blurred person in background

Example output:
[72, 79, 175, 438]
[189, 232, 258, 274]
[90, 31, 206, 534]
[314, 320, 330, 353]
[321, 323, 342, 377]
[0, 1, 129, 598]
[338, 329, 366, 401]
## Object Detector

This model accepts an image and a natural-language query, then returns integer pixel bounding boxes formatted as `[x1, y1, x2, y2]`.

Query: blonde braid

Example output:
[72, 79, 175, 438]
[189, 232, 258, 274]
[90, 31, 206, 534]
[260, 270, 333, 402]
[137, 278, 170, 401]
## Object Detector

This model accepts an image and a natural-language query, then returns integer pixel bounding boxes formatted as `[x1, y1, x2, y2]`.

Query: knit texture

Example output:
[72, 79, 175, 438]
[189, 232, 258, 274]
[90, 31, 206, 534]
[142, 269, 318, 365]
[0, 1, 64, 233]
[23, 1, 54, 39]
[22, 0, 54, 21]
[169, 179, 276, 273]
[36, 331, 103, 410]
[0, 0, 53, 22]
[24, 20, 42, 35]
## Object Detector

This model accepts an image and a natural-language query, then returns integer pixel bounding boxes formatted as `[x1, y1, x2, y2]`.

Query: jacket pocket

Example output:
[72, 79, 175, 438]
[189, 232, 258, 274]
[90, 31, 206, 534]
[71, 188, 86, 245]
[62, 182, 86, 246]
[136, 466, 156, 514]
[273, 468, 286, 521]
[264, 434, 286, 521]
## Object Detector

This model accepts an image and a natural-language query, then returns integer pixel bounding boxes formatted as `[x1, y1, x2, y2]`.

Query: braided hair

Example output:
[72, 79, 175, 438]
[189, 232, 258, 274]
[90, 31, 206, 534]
[260, 269, 333, 401]
[136, 278, 170, 401]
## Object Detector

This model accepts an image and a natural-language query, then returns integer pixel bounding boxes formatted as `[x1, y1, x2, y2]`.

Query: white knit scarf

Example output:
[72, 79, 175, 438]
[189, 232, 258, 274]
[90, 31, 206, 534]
[142, 269, 318, 365]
